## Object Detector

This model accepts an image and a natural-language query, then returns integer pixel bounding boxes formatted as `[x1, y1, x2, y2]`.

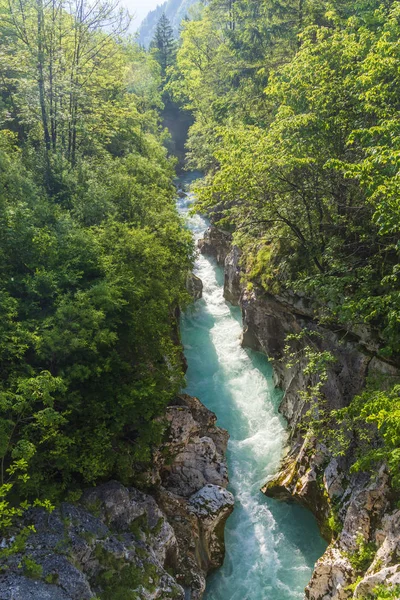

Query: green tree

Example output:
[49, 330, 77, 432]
[0, 0, 193, 518]
[176, 0, 399, 355]
[0, 0, 130, 181]
[175, 0, 400, 507]
[150, 13, 177, 79]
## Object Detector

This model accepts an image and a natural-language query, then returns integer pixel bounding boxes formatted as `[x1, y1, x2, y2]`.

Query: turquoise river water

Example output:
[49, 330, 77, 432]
[177, 175, 326, 600]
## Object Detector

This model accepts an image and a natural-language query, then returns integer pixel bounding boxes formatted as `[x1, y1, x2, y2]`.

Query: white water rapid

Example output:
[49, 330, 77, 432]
[177, 173, 326, 600]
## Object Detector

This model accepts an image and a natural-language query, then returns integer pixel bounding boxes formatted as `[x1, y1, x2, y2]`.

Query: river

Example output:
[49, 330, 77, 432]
[177, 174, 326, 600]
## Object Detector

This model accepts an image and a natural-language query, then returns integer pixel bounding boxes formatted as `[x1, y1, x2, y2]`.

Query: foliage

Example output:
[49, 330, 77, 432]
[174, 0, 400, 356]
[332, 381, 400, 488]
[150, 14, 177, 79]
[346, 533, 376, 572]
[0, 525, 36, 568]
[173, 0, 400, 497]
[19, 556, 43, 579]
[0, 0, 193, 526]
[327, 510, 342, 537]
[362, 586, 400, 600]
[282, 330, 336, 436]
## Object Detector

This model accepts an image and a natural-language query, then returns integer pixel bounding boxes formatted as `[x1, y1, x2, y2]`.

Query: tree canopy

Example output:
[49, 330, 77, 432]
[172, 0, 400, 489]
[0, 0, 192, 513]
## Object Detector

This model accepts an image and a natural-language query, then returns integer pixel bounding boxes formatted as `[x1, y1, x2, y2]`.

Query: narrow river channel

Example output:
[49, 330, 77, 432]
[177, 174, 326, 600]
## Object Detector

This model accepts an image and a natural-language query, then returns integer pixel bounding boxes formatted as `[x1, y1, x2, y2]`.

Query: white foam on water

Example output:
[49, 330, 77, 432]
[177, 187, 326, 600]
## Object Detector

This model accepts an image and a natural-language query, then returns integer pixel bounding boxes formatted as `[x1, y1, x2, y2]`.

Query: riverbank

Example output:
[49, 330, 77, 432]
[0, 393, 233, 600]
[198, 224, 400, 599]
[177, 181, 327, 600]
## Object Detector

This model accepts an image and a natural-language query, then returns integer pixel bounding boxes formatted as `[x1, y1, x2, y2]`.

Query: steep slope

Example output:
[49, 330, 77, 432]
[138, 0, 199, 47]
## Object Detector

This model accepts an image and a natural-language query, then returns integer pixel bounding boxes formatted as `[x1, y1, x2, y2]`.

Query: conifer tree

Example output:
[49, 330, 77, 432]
[150, 13, 177, 79]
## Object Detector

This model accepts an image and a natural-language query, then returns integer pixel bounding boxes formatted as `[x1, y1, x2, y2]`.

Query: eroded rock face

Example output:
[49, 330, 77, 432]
[189, 485, 235, 570]
[198, 226, 232, 266]
[0, 577, 74, 600]
[199, 226, 400, 598]
[353, 510, 400, 598]
[0, 395, 233, 600]
[156, 394, 234, 599]
[301, 465, 397, 599]
[306, 546, 355, 600]
[242, 287, 400, 598]
[262, 437, 332, 535]
[161, 396, 229, 497]
[240, 287, 374, 431]
[198, 229, 241, 304]
[236, 284, 400, 597]
[0, 482, 184, 600]
[224, 246, 242, 305]
[243, 290, 400, 598]
[354, 566, 400, 598]
[186, 272, 203, 301]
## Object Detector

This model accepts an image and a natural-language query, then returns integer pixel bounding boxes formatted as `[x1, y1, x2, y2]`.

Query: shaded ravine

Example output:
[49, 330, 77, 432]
[177, 174, 326, 600]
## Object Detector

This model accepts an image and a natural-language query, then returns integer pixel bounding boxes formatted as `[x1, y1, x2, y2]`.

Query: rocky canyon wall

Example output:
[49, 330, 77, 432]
[199, 226, 400, 599]
[0, 394, 233, 600]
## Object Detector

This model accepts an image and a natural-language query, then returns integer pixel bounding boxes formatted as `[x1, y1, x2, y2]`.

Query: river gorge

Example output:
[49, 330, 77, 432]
[178, 175, 327, 600]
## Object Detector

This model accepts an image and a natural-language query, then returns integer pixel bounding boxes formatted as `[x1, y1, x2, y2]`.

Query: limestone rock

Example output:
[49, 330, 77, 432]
[351, 510, 400, 598]
[339, 465, 390, 551]
[154, 394, 232, 599]
[0, 481, 184, 600]
[186, 272, 203, 301]
[161, 395, 229, 498]
[323, 459, 346, 500]
[240, 286, 373, 434]
[189, 484, 234, 518]
[263, 438, 331, 535]
[82, 482, 177, 567]
[354, 566, 400, 597]
[305, 547, 354, 600]
[224, 245, 242, 305]
[189, 484, 234, 570]
[163, 435, 228, 497]
[0, 576, 72, 600]
[198, 226, 232, 266]
[157, 489, 206, 598]
[373, 509, 400, 570]
[0, 394, 232, 600]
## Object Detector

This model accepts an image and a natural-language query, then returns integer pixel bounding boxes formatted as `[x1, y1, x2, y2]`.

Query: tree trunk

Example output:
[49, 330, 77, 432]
[37, 0, 51, 152]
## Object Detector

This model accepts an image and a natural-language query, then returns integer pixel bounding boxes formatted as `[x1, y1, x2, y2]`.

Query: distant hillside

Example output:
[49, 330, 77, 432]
[138, 0, 200, 48]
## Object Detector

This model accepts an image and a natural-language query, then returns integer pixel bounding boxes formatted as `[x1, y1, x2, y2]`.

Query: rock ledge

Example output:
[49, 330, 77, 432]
[0, 395, 233, 600]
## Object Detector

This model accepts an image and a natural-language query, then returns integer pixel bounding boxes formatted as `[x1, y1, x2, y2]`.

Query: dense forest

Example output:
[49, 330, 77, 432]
[170, 0, 400, 491]
[0, 0, 193, 524]
[1, 0, 400, 596]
